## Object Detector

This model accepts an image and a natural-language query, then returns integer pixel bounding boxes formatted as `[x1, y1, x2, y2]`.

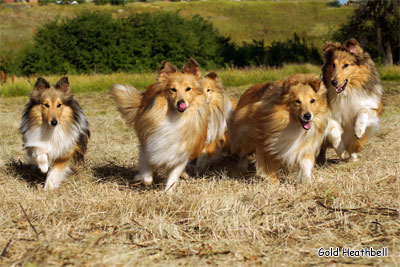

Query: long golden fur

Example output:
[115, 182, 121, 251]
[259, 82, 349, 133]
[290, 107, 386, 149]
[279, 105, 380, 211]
[196, 72, 236, 171]
[111, 59, 209, 190]
[318, 38, 384, 163]
[230, 74, 330, 183]
[20, 77, 90, 190]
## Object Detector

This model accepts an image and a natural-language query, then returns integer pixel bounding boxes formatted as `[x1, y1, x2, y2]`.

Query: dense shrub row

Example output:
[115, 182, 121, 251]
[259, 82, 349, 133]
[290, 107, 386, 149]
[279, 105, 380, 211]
[224, 34, 322, 68]
[4, 12, 322, 75]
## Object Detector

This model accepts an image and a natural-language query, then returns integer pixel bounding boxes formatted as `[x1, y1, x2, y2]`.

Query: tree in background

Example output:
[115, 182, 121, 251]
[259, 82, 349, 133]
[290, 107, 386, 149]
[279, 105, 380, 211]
[21, 12, 228, 75]
[333, 0, 399, 65]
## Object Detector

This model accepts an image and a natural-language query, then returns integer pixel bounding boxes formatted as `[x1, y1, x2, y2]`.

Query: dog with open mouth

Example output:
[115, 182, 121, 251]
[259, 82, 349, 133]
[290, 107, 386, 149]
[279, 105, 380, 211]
[317, 38, 383, 163]
[111, 59, 208, 191]
[230, 74, 332, 183]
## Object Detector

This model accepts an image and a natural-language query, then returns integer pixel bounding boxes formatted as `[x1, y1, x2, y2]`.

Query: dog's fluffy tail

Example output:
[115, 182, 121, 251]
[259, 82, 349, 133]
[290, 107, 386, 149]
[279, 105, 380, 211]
[111, 84, 142, 125]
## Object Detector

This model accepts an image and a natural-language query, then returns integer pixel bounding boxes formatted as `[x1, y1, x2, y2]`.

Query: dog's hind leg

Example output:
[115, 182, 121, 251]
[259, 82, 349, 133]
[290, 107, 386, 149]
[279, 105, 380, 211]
[165, 161, 187, 191]
[255, 148, 279, 183]
[316, 143, 327, 166]
[195, 152, 209, 173]
[134, 149, 153, 186]
[44, 160, 72, 190]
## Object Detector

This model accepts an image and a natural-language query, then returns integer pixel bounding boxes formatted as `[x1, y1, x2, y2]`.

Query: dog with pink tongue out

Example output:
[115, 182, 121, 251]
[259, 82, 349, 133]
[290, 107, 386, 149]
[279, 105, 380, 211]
[230, 73, 342, 184]
[111, 59, 209, 191]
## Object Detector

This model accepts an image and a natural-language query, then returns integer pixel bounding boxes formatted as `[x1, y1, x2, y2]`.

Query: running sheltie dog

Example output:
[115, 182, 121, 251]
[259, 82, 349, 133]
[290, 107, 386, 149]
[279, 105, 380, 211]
[20, 77, 90, 190]
[318, 39, 383, 163]
[196, 72, 236, 171]
[230, 74, 333, 183]
[111, 59, 208, 190]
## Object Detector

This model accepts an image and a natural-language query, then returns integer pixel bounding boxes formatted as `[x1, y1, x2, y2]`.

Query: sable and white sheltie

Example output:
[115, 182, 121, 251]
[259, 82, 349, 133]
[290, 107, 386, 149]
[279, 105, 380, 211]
[230, 74, 338, 183]
[111, 59, 208, 190]
[318, 39, 384, 163]
[20, 77, 90, 190]
[196, 72, 236, 171]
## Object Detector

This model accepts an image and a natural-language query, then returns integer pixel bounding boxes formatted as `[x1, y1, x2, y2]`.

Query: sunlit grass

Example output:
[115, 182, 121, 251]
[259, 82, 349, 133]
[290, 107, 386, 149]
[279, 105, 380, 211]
[1, 64, 398, 97]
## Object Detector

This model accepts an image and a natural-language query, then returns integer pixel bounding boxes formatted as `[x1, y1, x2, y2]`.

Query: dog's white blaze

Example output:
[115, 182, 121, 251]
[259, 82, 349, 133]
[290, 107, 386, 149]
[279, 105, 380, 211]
[330, 86, 381, 147]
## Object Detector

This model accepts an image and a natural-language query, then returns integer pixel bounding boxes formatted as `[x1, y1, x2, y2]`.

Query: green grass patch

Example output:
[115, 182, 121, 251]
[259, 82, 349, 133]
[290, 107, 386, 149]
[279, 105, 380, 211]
[2, 64, 398, 97]
[378, 65, 400, 81]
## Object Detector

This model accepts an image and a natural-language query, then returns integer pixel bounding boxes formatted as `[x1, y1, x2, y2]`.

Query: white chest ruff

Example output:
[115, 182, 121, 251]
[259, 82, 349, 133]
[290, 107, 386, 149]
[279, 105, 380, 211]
[269, 125, 322, 168]
[24, 125, 80, 162]
[145, 118, 189, 169]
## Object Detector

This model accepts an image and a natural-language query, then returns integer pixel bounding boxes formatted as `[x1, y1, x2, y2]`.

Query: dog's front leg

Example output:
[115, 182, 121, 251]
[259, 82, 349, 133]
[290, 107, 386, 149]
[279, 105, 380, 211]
[44, 160, 72, 190]
[296, 156, 314, 184]
[326, 119, 345, 159]
[31, 147, 49, 173]
[355, 109, 369, 139]
[165, 161, 187, 191]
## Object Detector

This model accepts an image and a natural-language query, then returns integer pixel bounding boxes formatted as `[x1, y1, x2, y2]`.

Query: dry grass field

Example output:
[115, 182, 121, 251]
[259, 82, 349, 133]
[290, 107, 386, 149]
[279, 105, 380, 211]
[0, 81, 399, 266]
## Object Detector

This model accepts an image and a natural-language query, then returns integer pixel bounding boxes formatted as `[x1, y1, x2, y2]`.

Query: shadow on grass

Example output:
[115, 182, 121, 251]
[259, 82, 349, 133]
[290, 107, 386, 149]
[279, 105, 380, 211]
[5, 159, 46, 188]
[91, 162, 166, 191]
[187, 155, 269, 184]
[316, 158, 346, 169]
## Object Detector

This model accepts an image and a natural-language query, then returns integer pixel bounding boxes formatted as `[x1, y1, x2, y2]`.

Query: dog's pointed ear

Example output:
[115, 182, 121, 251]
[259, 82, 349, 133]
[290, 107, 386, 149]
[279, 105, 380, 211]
[205, 72, 220, 82]
[158, 61, 177, 83]
[34, 77, 50, 91]
[323, 42, 340, 60]
[281, 79, 296, 96]
[308, 77, 322, 93]
[344, 38, 363, 56]
[183, 58, 202, 80]
[54, 77, 71, 93]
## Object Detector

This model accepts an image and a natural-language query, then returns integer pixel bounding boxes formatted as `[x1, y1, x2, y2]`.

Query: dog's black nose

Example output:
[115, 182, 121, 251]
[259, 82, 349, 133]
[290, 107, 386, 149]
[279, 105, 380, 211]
[331, 79, 338, 86]
[303, 113, 312, 121]
[51, 120, 58, 126]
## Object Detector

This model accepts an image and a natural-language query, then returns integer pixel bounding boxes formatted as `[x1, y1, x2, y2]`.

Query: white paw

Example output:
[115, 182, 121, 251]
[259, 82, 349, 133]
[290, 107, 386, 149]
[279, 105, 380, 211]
[350, 153, 359, 162]
[297, 174, 312, 184]
[38, 161, 49, 173]
[134, 174, 153, 186]
[44, 180, 58, 191]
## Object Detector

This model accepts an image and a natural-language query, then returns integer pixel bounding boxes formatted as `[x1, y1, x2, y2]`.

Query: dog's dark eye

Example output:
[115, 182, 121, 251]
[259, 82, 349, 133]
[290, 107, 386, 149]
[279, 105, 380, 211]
[332, 63, 335, 68]
[57, 103, 62, 108]
[344, 64, 349, 68]
[207, 88, 211, 92]
[44, 103, 49, 108]
[186, 87, 191, 92]
[171, 88, 177, 92]
[295, 100, 301, 104]
[310, 99, 315, 103]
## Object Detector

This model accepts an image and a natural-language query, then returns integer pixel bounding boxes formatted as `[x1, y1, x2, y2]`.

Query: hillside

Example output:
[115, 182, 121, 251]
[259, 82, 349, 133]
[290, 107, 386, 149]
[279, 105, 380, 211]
[0, 1, 354, 69]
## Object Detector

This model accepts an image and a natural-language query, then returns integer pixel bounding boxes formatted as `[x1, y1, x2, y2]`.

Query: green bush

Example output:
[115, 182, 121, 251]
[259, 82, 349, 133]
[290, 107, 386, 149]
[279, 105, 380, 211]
[225, 33, 322, 68]
[21, 12, 228, 75]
